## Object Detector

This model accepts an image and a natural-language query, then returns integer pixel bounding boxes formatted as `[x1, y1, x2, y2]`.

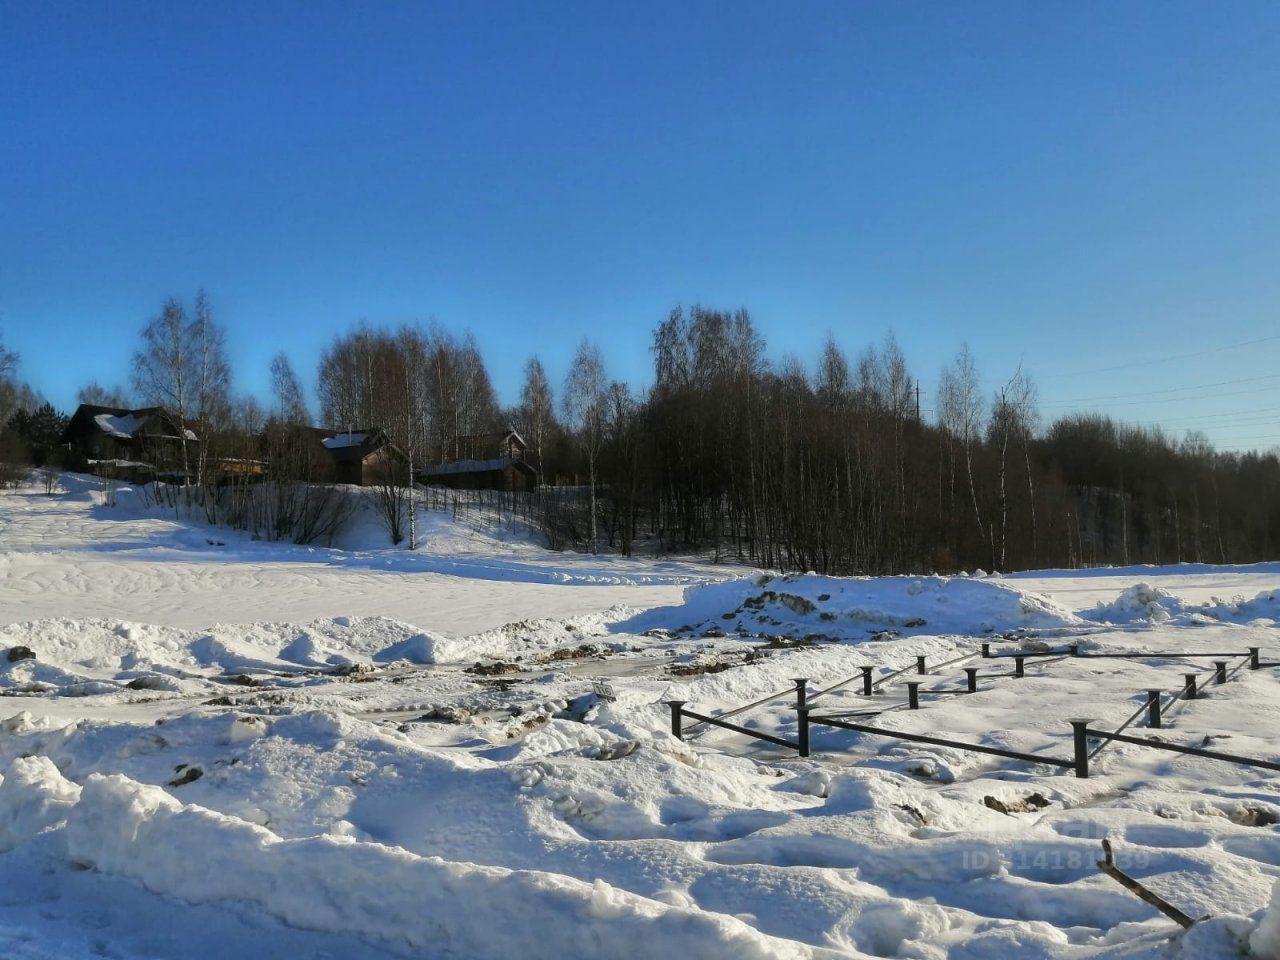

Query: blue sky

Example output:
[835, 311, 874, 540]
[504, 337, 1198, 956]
[2, 1, 1279, 450]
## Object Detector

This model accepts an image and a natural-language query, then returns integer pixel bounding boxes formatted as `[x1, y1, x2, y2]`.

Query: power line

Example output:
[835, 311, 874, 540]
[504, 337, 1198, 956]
[1187, 430, 1280, 442]
[1044, 382, 1280, 410]
[1216, 441, 1280, 450]
[1034, 333, 1280, 379]
[1131, 404, 1280, 425]
[1037, 373, 1280, 408]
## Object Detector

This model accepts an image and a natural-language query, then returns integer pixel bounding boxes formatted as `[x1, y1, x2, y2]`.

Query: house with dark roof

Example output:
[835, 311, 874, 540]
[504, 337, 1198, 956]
[312, 428, 409, 486]
[419, 428, 537, 492]
[59, 404, 198, 481]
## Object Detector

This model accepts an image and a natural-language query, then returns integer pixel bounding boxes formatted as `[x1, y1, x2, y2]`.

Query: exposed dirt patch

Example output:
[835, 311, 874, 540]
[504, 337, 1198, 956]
[539, 644, 602, 664]
[465, 661, 521, 676]
[983, 793, 1051, 815]
[670, 650, 765, 677]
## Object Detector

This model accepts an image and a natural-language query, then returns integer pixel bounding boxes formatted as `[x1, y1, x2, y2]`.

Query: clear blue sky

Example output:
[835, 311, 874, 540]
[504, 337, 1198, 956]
[3, 1, 1279, 450]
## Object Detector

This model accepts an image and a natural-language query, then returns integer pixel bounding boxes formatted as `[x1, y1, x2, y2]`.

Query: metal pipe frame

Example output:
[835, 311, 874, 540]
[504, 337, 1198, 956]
[807, 714, 1075, 769]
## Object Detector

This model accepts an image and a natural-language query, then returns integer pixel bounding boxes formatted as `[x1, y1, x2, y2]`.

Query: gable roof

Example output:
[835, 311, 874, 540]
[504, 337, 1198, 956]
[453, 428, 525, 447]
[309, 426, 404, 463]
[60, 404, 198, 445]
[419, 457, 536, 478]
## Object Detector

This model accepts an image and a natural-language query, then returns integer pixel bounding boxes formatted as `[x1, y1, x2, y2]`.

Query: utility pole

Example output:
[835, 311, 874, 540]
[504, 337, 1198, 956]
[915, 381, 921, 423]
[406, 372, 416, 552]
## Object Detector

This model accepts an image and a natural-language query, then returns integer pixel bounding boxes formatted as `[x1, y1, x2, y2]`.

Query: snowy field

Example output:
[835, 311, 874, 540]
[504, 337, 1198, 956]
[3, 477, 1280, 958]
[0, 476, 716, 631]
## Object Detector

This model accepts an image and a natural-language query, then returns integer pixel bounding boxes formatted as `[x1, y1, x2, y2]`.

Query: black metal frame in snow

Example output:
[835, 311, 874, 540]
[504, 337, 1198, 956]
[1078, 649, 1272, 772]
[1082, 728, 1280, 774]
[805, 713, 1075, 769]
[665, 642, 1278, 777]
[678, 650, 980, 740]
[667, 702, 802, 752]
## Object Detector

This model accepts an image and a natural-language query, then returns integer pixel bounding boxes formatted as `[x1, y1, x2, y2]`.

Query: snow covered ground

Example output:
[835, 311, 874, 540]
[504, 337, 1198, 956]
[3, 476, 1280, 958]
[0, 476, 718, 631]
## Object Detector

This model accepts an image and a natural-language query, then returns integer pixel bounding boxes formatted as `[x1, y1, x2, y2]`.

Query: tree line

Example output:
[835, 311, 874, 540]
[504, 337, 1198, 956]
[2, 295, 1278, 571]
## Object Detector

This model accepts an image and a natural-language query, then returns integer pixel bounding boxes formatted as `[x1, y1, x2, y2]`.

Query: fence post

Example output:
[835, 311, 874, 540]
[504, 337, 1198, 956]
[792, 678, 809, 711]
[1070, 720, 1093, 778]
[1146, 690, 1163, 729]
[981, 641, 991, 659]
[860, 665, 874, 695]
[1184, 674, 1198, 699]
[1068, 644, 1080, 657]
[1013, 655, 1026, 678]
[667, 701, 686, 740]
[964, 667, 979, 693]
[1249, 647, 1261, 670]
[1214, 661, 1228, 685]
[797, 708, 810, 758]
[916, 655, 928, 675]
[906, 681, 921, 710]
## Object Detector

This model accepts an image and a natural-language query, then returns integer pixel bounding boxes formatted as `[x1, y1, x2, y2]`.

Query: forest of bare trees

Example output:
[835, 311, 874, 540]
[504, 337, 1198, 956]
[3, 296, 1279, 572]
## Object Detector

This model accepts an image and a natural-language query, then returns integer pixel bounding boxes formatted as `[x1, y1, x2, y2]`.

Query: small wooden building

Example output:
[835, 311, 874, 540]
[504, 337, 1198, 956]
[418, 457, 537, 492]
[315, 428, 409, 486]
[419, 429, 537, 492]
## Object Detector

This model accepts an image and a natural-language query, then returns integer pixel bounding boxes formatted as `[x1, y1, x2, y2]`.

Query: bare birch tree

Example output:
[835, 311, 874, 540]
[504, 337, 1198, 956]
[518, 356, 554, 483]
[130, 292, 230, 486]
[563, 339, 607, 552]
[938, 345, 986, 554]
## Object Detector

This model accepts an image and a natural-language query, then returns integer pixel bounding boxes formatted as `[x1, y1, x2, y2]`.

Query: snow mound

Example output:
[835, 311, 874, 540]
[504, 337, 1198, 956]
[1087, 582, 1190, 624]
[1205, 589, 1280, 626]
[0, 757, 811, 960]
[1087, 584, 1280, 626]
[0, 616, 460, 689]
[618, 572, 1081, 639]
[1254, 879, 1280, 959]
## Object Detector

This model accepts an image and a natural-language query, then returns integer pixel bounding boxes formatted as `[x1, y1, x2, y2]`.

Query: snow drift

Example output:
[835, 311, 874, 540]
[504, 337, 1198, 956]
[617, 572, 1082, 639]
[0, 616, 469, 689]
[1087, 583, 1280, 626]
[0, 756, 813, 960]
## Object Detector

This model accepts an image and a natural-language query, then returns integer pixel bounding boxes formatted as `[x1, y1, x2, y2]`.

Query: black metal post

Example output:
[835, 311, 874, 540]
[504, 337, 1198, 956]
[1146, 690, 1162, 729]
[1249, 647, 1261, 670]
[1070, 720, 1092, 778]
[1014, 655, 1026, 678]
[906, 681, 921, 710]
[792, 678, 809, 710]
[916, 655, 928, 675]
[1214, 661, 1228, 685]
[981, 642, 991, 659]
[1068, 644, 1080, 657]
[860, 665, 874, 695]
[964, 667, 979, 693]
[667, 701, 685, 740]
[797, 707, 810, 758]
[1184, 674, 1198, 699]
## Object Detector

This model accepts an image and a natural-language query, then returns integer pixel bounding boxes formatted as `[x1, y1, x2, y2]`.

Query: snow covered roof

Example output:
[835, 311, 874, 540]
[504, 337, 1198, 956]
[87, 459, 153, 469]
[321, 432, 369, 450]
[93, 413, 146, 439]
[419, 457, 525, 477]
[69, 405, 198, 444]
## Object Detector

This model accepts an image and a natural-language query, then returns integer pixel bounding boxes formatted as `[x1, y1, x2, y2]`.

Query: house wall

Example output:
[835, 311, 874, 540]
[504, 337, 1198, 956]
[425, 464, 534, 492]
[358, 447, 410, 486]
[333, 460, 363, 485]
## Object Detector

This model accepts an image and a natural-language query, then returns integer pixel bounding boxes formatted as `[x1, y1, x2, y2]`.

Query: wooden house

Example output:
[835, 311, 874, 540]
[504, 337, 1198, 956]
[419, 429, 537, 492]
[314, 428, 409, 486]
[58, 404, 198, 482]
